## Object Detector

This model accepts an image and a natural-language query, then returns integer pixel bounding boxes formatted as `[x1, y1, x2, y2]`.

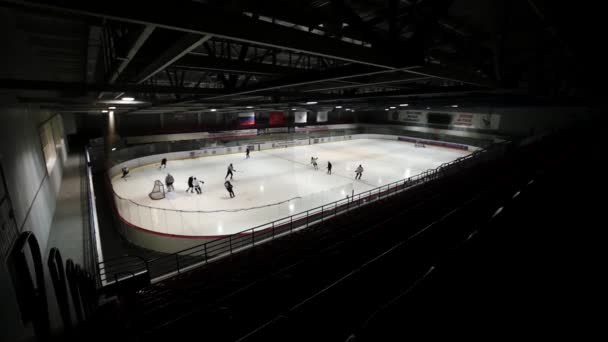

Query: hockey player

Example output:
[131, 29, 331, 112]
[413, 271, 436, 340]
[191, 176, 200, 194]
[194, 178, 204, 194]
[159, 158, 167, 169]
[224, 180, 235, 198]
[121, 166, 129, 179]
[414, 140, 426, 148]
[327, 161, 332, 175]
[355, 164, 364, 180]
[165, 173, 174, 192]
[187, 176, 194, 193]
[225, 163, 236, 180]
[311, 157, 318, 170]
[246, 147, 250, 159]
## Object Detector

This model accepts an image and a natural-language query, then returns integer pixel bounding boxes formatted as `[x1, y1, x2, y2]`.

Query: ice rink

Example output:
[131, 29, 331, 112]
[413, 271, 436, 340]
[111, 138, 470, 237]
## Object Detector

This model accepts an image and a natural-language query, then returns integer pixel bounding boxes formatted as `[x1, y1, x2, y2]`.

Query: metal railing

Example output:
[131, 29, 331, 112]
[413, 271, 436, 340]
[97, 254, 150, 286]
[84, 148, 104, 288]
[98, 140, 508, 284]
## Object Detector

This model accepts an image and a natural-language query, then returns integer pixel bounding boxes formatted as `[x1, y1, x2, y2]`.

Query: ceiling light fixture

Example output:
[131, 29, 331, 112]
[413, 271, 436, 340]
[121, 97, 135, 101]
[306, 101, 318, 105]
[335, 106, 342, 109]
[210, 109, 217, 112]
[399, 104, 409, 107]
[108, 106, 116, 109]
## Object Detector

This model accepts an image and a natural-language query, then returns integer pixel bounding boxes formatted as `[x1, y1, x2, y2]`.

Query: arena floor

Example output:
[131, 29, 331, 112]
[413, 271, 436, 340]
[111, 138, 470, 236]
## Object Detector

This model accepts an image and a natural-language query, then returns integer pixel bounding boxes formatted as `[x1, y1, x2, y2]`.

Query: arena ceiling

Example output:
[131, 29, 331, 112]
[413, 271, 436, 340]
[0, 0, 599, 115]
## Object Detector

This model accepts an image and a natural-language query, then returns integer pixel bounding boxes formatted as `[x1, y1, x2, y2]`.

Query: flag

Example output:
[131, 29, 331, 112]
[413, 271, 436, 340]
[269, 111, 284, 125]
[295, 111, 307, 123]
[316, 111, 328, 122]
[238, 112, 255, 126]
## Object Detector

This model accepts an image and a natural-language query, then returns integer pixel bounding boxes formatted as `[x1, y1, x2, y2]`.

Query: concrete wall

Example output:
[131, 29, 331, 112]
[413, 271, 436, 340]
[0, 8, 71, 339]
[62, 113, 78, 135]
[0, 93, 67, 341]
[0, 97, 66, 250]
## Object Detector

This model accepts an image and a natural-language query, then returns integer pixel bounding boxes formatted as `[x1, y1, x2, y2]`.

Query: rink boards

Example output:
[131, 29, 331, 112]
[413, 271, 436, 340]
[108, 134, 476, 253]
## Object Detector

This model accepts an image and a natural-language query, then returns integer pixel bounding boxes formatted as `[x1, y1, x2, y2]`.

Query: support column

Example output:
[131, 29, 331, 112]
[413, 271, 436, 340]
[104, 111, 120, 156]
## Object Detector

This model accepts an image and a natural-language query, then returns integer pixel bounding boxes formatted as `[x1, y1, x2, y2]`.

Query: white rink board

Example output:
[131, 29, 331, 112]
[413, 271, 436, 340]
[110, 137, 471, 251]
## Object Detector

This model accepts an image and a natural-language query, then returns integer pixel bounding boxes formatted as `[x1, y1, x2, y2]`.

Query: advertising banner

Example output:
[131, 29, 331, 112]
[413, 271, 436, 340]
[453, 113, 474, 127]
[388, 110, 426, 124]
[453, 113, 501, 130]
[390, 109, 500, 130]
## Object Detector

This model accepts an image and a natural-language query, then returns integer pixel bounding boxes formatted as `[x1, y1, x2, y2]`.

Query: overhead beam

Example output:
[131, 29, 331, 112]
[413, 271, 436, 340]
[209, 1, 371, 43]
[108, 24, 155, 83]
[302, 76, 432, 92]
[331, 0, 394, 48]
[190, 63, 494, 101]
[298, 85, 484, 102]
[202, 41, 229, 88]
[30, 88, 517, 114]
[0, 78, 224, 95]
[196, 65, 420, 101]
[525, 0, 572, 57]
[2, 0, 402, 68]
[85, 25, 102, 84]
[363, 4, 411, 27]
[227, 43, 249, 88]
[402, 65, 496, 88]
[173, 54, 302, 76]
[389, 0, 399, 43]
[147, 85, 491, 115]
[133, 33, 212, 84]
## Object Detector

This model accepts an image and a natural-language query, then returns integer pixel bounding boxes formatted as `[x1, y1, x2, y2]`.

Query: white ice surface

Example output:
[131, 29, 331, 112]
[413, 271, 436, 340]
[111, 139, 469, 236]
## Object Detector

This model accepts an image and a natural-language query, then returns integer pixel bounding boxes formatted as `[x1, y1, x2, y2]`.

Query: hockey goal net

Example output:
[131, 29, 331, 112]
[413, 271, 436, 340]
[149, 180, 165, 200]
